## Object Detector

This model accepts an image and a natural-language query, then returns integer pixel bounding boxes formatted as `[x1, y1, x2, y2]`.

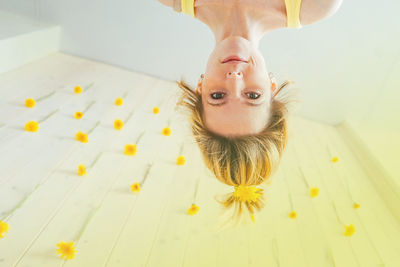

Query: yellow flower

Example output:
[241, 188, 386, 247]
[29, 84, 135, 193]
[0, 221, 9, 238]
[233, 185, 262, 203]
[344, 224, 356, 236]
[75, 131, 88, 143]
[130, 182, 141, 193]
[74, 86, 82, 94]
[25, 98, 36, 108]
[77, 165, 86, 176]
[176, 155, 186, 165]
[74, 111, 84, 119]
[25, 121, 39, 132]
[114, 119, 124, 130]
[162, 127, 171, 136]
[331, 157, 339, 163]
[250, 214, 255, 223]
[153, 107, 159, 114]
[115, 97, 123, 106]
[289, 211, 297, 219]
[353, 203, 360, 209]
[187, 204, 199, 215]
[56, 241, 77, 260]
[124, 144, 137, 156]
[309, 187, 319, 198]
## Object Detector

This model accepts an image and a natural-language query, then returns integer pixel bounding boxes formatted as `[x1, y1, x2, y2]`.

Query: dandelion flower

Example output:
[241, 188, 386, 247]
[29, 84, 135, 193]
[153, 107, 159, 114]
[187, 204, 199, 215]
[75, 131, 88, 143]
[344, 224, 356, 236]
[353, 203, 360, 209]
[25, 121, 39, 132]
[77, 165, 86, 176]
[74, 86, 82, 94]
[114, 119, 124, 130]
[289, 211, 297, 219]
[130, 182, 141, 193]
[309, 187, 319, 198]
[162, 127, 171, 136]
[25, 98, 36, 108]
[233, 185, 262, 203]
[331, 157, 339, 163]
[115, 97, 123, 106]
[56, 241, 77, 260]
[124, 144, 137, 156]
[0, 221, 9, 238]
[74, 111, 84, 119]
[250, 214, 255, 223]
[176, 155, 186, 165]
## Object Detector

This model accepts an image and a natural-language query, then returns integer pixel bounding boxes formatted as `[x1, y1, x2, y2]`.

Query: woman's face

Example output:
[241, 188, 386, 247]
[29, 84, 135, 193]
[200, 36, 274, 137]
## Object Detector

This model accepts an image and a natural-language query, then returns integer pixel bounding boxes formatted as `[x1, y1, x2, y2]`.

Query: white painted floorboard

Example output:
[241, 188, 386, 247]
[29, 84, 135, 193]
[0, 52, 399, 267]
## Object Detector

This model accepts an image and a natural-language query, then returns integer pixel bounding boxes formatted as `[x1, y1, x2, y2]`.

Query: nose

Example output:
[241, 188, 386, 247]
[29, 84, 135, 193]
[226, 71, 242, 79]
[226, 71, 244, 99]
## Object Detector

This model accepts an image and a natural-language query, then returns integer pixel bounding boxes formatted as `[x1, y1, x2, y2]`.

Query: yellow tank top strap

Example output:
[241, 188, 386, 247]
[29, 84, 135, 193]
[181, 0, 196, 18]
[284, 0, 302, 28]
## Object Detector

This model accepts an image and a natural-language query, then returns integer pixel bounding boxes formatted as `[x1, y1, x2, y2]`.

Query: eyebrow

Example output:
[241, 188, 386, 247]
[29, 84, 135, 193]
[207, 101, 264, 107]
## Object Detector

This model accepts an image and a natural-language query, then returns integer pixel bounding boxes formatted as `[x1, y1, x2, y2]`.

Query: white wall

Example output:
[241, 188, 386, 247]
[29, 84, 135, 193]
[0, 0, 399, 126]
[345, 57, 400, 182]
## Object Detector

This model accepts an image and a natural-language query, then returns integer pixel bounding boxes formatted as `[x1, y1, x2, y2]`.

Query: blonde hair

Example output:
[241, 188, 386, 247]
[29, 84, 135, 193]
[175, 78, 293, 224]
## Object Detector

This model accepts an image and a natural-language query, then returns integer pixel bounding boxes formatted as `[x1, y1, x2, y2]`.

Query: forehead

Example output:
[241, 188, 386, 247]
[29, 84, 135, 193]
[203, 101, 270, 136]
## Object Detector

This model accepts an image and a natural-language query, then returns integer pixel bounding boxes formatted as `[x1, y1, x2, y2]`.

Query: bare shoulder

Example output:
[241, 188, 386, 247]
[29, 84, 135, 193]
[300, 0, 344, 25]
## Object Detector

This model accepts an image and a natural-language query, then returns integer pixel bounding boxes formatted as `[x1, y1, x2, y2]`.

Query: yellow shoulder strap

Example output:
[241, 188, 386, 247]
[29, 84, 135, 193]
[284, 0, 302, 28]
[181, 0, 196, 18]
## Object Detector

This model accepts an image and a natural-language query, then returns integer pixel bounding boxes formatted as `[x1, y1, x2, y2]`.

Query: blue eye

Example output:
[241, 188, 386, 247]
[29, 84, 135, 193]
[211, 92, 225, 99]
[247, 92, 260, 99]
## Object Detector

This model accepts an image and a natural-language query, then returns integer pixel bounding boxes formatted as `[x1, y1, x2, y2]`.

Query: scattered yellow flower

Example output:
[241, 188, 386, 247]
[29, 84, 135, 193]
[187, 204, 199, 215]
[124, 144, 137, 156]
[74, 111, 84, 119]
[56, 241, 77, 260]
[309, 187, 319, 198]
[344, 224, 356, 236]
[25, 121, 39, 132]
[0, 221, 9, 238]
[130, 182, 141, 193]
[25, 98, 36, 108]
[74, 86, 82, 94]
[114, 119, 124, 130]
[176, 155, 186, 165]
[289, 211, 297, 219]
[153, 107, 159, 114]
[353, 203, 360, 209]
[77, 165, 86, 176]
[331, 157, 339, 163]
[75, 131, 88, 143]
[115, 97, 123, 106]
[162, 127, 171, 136]
[233, 185, 262, 203]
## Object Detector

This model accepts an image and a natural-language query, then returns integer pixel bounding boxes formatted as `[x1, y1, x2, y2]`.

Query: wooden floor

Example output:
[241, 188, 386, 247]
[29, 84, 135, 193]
[0, 52, 399, 267]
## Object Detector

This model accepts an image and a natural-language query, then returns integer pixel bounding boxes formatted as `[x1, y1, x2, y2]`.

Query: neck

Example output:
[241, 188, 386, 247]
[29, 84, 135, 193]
[197, 3, 266, 47]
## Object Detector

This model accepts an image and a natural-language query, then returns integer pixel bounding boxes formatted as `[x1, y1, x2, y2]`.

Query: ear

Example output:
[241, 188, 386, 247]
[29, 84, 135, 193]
[195, 87, 201, 95]
[196, 74, 204, 95]
[269, 72, 277, 92]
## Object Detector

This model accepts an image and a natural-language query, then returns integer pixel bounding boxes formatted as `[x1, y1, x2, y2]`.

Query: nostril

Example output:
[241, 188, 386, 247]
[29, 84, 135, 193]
[228, 72, 232, 75]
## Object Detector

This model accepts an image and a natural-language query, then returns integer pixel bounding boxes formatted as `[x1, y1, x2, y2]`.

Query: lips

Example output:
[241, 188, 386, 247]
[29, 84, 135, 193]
[222, 56, 248, 63]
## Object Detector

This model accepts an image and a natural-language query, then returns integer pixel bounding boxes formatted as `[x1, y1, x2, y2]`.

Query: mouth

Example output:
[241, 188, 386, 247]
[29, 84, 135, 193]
[221, 56, 248, 64]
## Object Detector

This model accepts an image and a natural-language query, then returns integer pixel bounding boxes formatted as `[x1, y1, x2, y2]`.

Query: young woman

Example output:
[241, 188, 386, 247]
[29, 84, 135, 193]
[159, 0, 343, 224]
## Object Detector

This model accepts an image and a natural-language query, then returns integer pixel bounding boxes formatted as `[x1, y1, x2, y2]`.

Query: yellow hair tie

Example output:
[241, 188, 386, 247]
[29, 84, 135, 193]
[181, 0, 195, 18]
[233, 185, 262, 203]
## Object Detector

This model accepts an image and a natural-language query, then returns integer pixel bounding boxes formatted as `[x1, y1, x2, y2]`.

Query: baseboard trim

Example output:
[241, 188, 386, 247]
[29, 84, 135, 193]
[336, 120, 400, 224]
